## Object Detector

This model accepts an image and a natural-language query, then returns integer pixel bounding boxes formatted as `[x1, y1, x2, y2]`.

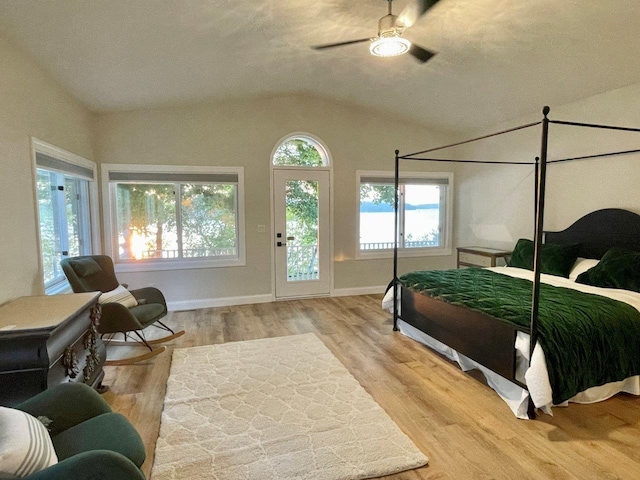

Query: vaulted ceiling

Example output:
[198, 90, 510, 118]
[1, 0, 639, 132]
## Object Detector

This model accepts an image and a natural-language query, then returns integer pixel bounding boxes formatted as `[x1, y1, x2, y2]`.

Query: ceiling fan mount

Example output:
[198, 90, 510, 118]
[377, 2, 403, 32]
[312, 0, 440, 64]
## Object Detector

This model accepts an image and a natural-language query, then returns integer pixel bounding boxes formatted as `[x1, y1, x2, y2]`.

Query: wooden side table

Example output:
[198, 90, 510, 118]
[457, 246, 512, 268]
[0, 293, 106, 406]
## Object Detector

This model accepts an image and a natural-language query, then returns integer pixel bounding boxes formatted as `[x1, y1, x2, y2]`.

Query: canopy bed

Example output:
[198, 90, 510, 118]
[386, 107, 640, 418]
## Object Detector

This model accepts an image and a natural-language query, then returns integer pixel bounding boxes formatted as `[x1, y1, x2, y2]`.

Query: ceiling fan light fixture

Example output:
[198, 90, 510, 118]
[369, 35, 411, 57]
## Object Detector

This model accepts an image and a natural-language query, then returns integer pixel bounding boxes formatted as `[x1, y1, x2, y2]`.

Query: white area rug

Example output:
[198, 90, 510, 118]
[151, 333, 428, 480]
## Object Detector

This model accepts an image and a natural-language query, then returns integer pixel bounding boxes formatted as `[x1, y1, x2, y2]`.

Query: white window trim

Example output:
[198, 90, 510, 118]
[355, 170, 453, 260]
[101, 163, 246, 273]
[31, 138, 101, 294]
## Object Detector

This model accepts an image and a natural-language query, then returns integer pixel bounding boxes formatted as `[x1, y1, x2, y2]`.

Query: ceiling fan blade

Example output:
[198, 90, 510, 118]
[311, 38, 372, 50]
[397, 0, 441, 29]
[408, 44, 436, 63]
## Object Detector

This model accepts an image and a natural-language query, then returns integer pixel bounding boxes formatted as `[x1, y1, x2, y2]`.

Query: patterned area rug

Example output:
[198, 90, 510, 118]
[151, 333, 428, 479]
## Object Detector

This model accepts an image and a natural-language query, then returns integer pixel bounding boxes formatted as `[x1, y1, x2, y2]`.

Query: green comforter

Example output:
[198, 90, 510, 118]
[399, 268, 640, 404]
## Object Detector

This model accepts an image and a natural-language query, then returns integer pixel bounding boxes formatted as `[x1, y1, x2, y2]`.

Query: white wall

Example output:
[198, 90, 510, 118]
[455, 84, 640, 250]
[0, 35, 95, 306]
[94, 94, 458, 306]
[6, 24, 637, 308]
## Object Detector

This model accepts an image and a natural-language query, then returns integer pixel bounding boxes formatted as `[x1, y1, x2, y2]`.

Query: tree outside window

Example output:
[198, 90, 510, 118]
[115, 182, 238, 261]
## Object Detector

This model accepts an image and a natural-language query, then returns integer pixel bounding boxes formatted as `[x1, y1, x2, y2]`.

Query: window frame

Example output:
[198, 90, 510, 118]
[355, 170, 453, 259]
[31, 138, 100, 294]
[101, 164, 246, 272]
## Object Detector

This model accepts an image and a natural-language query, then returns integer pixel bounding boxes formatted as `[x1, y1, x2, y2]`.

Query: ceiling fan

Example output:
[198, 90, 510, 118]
[311, 0, 441, 63]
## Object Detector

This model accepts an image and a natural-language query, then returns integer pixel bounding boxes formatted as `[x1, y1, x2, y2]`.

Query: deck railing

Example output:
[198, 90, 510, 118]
[136, 247, 236, 259]
[287, 244, 319, 281]
[359, 238, 439, 250]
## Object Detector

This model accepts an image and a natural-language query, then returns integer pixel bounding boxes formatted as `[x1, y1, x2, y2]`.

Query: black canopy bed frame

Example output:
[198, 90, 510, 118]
[390, 106, 640, 418]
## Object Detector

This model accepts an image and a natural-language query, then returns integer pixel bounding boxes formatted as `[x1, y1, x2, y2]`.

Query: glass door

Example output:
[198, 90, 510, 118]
[273, 169, 330, 298]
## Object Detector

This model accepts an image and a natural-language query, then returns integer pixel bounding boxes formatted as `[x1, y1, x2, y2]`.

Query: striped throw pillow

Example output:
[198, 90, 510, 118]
[99, 284, 138, 308]
[0, 407, 58, 478]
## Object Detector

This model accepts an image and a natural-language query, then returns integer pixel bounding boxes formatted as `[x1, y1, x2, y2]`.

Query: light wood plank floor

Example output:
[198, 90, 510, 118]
[102, 295, 640, 479]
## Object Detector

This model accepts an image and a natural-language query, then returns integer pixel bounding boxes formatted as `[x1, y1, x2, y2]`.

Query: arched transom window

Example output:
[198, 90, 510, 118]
[272, 135, 330, 167]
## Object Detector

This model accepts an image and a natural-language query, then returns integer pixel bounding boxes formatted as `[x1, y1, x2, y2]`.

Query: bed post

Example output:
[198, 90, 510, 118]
[530, 108, 550, 364]
[393, 149, 400, 331]
[534, 156, 539, 232]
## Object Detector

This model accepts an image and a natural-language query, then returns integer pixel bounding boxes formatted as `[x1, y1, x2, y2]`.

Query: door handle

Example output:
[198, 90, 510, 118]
[286, 236, 295, 241]
[277, 241, 286, 247]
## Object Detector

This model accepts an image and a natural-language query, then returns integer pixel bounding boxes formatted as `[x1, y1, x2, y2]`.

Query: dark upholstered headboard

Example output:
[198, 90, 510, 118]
[544, 208, 640, 259]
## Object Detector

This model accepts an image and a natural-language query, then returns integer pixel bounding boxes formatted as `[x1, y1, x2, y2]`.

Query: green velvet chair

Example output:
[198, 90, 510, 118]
[15, 382, 146, 480]
[61, 255, 184, 365]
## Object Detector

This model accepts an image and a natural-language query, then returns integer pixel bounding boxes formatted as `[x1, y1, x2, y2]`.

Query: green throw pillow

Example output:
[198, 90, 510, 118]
[576, 248, 640, 293]
[69, 257, 102, 278]
[508, 238, 580, 278]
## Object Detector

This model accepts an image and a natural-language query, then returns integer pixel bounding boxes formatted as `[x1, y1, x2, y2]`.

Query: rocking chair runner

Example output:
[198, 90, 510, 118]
[60, 255, 184, 365]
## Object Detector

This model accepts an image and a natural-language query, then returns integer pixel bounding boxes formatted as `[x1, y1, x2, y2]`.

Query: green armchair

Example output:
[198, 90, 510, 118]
[14, 382, 146, 480]
[61, 255, 184, 365]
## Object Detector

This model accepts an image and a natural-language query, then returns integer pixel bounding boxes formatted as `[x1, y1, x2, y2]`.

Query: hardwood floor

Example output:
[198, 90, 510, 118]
[102, 295, 640, 479]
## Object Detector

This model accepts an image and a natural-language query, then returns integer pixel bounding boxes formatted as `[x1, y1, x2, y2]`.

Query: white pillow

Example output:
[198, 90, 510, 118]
[568, 258, 600, 281]
[0, 407, 58, 478]
[99, 284, 138, 308]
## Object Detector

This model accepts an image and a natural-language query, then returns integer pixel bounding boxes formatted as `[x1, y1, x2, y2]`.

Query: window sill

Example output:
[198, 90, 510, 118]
[114, 257, 246, 273]
[356, 247, 452, 260]
[45, 280, 72, 295]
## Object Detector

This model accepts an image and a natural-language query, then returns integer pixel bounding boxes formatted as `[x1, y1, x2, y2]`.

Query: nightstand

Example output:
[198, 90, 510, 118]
[457, 246, 512, 268]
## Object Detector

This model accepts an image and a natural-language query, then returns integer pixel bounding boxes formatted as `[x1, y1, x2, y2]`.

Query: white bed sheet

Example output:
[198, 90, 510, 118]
[382, 267, 640, 418]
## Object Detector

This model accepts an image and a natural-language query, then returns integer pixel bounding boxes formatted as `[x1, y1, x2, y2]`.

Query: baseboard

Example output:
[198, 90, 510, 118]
[332, 285, 387, 297]
[167, 287, 387, 311]
[167, 294, 274, 312]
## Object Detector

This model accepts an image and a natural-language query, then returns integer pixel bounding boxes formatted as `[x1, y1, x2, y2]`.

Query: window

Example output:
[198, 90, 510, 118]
[102, 165, 245, 271]
[272, 135, 329, 167]
[357, 171, 453, 258]
[33, 140, 97, 294]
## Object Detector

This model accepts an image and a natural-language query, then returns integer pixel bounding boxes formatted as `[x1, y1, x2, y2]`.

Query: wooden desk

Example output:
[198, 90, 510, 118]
[0, 293, 106, 406]
[457, 246, 512, 268]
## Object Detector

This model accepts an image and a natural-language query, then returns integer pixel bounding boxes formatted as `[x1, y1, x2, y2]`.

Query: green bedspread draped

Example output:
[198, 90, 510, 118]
[399, 268, 640, 405]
